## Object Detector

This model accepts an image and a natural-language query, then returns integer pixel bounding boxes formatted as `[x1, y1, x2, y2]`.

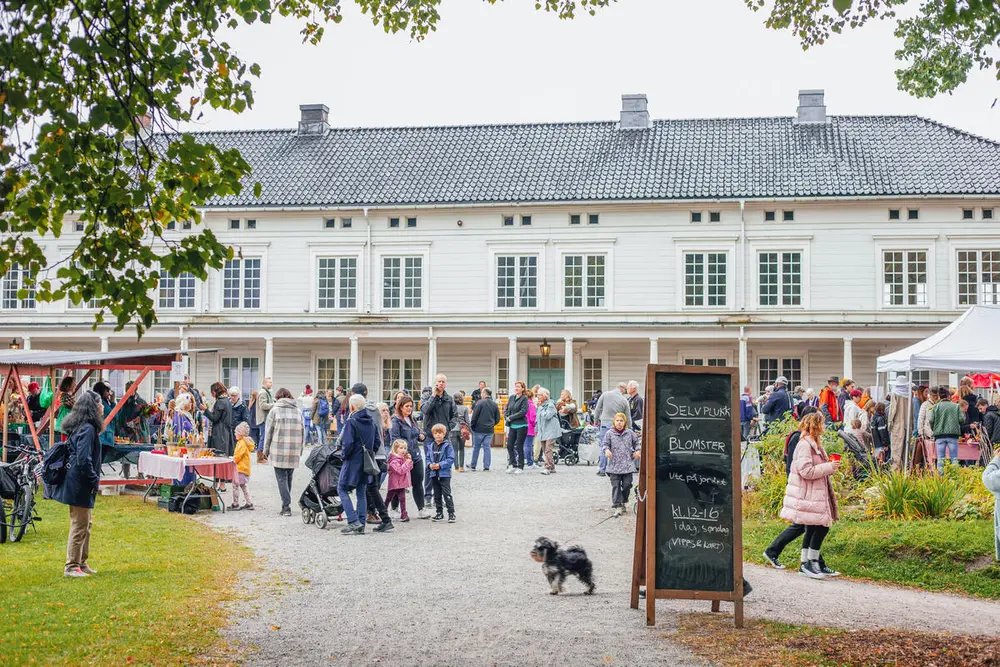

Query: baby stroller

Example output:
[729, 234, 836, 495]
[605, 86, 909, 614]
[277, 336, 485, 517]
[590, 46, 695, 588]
[299, 442, 344, 530]
[577, 424, 602, 465]
[553, 427, 582, 466]
[837, 429, 875, 480]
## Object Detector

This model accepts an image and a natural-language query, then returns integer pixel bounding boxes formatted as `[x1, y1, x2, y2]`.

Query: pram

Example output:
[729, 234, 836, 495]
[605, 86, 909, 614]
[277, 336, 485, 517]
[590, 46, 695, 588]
[299, 442, 344, 530]
[552, 427, 582, 466]
[576, 424, 602, 465]
[837, 429, 876, 480]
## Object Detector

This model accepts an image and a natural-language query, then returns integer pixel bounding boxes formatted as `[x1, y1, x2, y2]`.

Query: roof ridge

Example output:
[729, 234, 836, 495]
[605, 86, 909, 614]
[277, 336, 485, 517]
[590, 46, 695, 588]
[909, 115, 1000, 148]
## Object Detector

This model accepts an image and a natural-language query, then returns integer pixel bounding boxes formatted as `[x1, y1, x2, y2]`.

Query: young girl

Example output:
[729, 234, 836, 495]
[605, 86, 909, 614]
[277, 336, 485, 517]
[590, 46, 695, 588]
[602, 412, 641, 517]
[386, 439, 414, 522]
[230, 422, 255, 511]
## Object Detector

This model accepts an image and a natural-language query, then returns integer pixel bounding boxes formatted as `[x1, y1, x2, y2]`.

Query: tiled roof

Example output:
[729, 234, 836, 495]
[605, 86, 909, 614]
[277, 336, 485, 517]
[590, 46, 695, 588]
[187, 116, 1000, 208]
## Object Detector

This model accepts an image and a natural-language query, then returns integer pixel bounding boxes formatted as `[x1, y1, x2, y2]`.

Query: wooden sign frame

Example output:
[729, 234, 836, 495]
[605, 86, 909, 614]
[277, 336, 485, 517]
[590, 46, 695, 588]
[630, 364, 744, 628]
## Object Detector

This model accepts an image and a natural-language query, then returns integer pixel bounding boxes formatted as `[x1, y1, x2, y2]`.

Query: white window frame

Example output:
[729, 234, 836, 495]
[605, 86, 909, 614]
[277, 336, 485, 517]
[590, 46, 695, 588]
[581, 354, 608, 399]
[495, 254, 540, 310]
[491, 351, 509, 396]
[311, 252, 362, 312]
[755, 355, 805, 393]
[157, 267, 198, 311]
[677, 351, 732, 367]
[375, 244, 430, 314]
[0, 264, 36, 311]
[873, 241, 934, 309]
[674, 240, 736, 312]
[555, 241, 616, 311]
[947, 236, 1000, 309]
[221, 256, 265, 310]
[313, 355, 351, 394]
[377, 355, 426, 402]
[220, 356, 261, 402]
[486, 241, 547, 312]
[749, 239, 811, 310]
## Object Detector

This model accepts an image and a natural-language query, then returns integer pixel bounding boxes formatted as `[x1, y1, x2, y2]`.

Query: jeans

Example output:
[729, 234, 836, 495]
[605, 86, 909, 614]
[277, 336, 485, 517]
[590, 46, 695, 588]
[451, 432, 466, 469]
[431, 476, 455, 516]
[524, 434, 536, 466]
[507, 427, 526, 469]
[366, 482, 389, 524]
[598, 424, 611, 472]
[765, 523, 805, 559]
[314, 416, 329, 445]
[471, 432, 492, 470]
[339, 479, 368, 525]
[274, 467, 294, 511]
[302, 409, 315, 445]
[935, 436, 959, 469]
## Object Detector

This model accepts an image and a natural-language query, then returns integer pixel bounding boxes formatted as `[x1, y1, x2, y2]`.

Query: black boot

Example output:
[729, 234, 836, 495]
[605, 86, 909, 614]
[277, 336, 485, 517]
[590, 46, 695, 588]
[373, 520, 394, 533]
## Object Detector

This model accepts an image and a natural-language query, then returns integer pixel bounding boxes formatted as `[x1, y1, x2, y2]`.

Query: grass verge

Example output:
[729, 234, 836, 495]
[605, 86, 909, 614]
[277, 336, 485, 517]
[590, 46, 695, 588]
[743, 518, 1000, 599]
[669, 612, 1000, 667]
[0, 493, 253, 666]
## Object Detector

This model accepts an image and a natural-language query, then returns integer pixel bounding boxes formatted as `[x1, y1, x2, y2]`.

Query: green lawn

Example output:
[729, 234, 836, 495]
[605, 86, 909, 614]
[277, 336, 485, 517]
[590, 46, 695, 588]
[0, 493, 252, 666]
[743, 518, 1000, 599]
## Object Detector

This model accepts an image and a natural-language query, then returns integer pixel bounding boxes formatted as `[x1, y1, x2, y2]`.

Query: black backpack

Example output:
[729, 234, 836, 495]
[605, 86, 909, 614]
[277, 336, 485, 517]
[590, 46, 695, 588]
[41, 441, 71, 486]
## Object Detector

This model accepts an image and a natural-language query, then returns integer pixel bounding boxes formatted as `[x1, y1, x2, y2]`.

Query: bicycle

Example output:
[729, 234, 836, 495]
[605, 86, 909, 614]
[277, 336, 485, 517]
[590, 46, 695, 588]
[0, 443, 43, 543]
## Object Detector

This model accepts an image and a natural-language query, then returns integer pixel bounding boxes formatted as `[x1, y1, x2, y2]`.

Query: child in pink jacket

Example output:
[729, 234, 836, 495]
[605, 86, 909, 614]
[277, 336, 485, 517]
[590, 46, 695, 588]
[386, 439, 415, 522]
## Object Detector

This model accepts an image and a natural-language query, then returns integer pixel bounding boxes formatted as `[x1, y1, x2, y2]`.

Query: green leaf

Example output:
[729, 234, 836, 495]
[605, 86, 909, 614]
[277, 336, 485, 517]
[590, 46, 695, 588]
[833, 0, 852, 14]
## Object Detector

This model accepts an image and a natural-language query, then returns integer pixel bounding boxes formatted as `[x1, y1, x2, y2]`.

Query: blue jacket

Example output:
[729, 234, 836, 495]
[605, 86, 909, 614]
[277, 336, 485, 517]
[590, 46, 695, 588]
[427, 439, 454, 478]
[338, 409, 377, 490]
[50, 423, 102, 509]
[761, 387, 793, 423]
[99, 398, 115, 446]
[390, 414, 424, 462]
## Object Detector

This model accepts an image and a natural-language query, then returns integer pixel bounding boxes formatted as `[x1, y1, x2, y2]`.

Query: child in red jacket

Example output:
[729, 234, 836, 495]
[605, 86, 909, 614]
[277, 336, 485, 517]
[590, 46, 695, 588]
[385, 439, 414, 522]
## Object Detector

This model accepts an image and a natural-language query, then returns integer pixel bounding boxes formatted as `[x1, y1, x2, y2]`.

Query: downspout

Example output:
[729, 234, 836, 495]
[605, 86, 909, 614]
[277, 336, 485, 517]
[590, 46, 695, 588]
[739, 199, 747, 313]
[364, 208, 372, 314]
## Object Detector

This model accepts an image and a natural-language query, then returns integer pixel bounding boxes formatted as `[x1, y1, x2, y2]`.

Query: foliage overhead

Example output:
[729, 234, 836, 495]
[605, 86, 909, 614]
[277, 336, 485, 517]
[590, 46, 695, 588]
[0, 0, 614, 335]
[745, 0, 1000, 98]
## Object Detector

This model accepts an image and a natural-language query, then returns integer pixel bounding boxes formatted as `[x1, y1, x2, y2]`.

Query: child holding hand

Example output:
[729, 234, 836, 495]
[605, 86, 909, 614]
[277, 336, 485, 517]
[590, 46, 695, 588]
[602, 412, 641, 517]
[427, 424, 456, 523]
[386, 439, 415, 522]
[231, 421, 255, 511]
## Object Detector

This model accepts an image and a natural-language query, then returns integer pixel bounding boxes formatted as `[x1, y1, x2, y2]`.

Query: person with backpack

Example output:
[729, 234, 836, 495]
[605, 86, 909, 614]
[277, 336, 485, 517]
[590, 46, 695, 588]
[761, 376, 794, 425]
[311, 391, 331, 446]
[47, 390, 104, 578]
[739, 385, 757, 442]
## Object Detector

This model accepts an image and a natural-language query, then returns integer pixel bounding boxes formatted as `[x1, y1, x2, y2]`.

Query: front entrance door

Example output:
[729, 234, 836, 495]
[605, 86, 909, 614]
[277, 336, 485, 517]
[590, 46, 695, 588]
[527, 356, 565, 394]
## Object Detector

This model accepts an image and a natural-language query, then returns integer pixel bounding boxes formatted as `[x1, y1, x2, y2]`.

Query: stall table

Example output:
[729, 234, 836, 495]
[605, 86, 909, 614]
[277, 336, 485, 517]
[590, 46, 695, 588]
[138, 452, 236, 513]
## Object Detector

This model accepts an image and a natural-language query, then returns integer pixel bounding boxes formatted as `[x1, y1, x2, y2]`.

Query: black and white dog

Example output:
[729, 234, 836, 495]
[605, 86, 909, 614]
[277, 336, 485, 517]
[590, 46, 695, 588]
[530, 537, 596, 595]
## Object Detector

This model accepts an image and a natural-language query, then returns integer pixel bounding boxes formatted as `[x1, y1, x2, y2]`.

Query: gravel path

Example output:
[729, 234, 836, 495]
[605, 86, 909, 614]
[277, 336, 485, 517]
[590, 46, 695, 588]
[206, 456, 704, 667]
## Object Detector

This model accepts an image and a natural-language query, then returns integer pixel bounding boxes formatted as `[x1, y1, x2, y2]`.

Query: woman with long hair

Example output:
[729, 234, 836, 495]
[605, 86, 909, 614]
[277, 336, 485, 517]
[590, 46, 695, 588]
[49, 390, 104, 577]
[505, 381, 528, 474]
[390, 394, 429, 519]
[780, 412, 841, 579]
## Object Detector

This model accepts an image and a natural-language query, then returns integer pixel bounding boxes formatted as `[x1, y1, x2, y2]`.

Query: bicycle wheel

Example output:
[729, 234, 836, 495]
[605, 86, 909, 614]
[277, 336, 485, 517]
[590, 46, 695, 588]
[10, 483, 32, 543]
[0, 498, 7, 543]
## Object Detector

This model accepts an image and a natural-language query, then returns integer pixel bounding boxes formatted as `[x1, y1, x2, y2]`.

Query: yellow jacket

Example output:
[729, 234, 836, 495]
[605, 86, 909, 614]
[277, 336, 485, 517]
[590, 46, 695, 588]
[234, 436, 256, 476]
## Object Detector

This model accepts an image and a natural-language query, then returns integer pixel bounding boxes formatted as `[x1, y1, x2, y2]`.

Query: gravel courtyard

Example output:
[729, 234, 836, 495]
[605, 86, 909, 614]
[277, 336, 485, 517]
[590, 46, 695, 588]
[207, 454, 704, 667]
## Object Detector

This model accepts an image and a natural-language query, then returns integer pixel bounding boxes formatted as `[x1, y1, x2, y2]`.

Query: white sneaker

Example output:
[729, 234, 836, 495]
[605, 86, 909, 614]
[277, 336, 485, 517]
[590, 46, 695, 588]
[613, 507, 623, 517]
[506, 466, 514, 474]
[540, 469, 551, 475]
[514, 468, 524, 475]
[418, 508, 432, 519]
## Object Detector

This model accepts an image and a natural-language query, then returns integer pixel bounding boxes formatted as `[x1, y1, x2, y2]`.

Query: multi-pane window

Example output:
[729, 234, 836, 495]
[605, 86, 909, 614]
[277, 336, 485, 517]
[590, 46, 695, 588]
[317, 257, 358, 310]
[958, 250, 1000, 305]
[382, 256, 422, 309]
[684, 358, 727, 367]
[684, 252, 727, 307]
[221, 357, 260, 401]
[781, 358, 802, 388]
[496, 357, 509, 395]
[759, 358, 802, 392]
[223, 257, 261, 309]
[882, 250, 927, 306]
[758, 251, 801, 306]
[1, 264, 35, 310]
[564, 254, 606, 308]
[159, 270, 196, 309]
[317, 358, 351, 393]
[151, 370, 172, 401]
[381, 358, 422, 402]
[757, 358, 778, 394]
[496, 255, 537, 308]
[583, 358, 604, 399]
[911, 371, 930, 387]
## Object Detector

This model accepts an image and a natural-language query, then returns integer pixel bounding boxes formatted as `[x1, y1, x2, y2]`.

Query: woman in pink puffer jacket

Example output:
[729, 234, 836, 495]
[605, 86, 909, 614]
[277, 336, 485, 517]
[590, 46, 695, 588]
[780, 412, 841, 580]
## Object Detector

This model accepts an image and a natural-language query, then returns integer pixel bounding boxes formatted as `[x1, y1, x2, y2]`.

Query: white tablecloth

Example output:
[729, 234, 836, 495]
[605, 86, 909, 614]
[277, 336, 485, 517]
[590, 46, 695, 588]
[137, 452, 237, 481]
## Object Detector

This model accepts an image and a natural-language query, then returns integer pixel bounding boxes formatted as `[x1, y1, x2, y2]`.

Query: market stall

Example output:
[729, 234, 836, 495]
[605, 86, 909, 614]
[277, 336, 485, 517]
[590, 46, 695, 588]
[876, 305, 1000, 468]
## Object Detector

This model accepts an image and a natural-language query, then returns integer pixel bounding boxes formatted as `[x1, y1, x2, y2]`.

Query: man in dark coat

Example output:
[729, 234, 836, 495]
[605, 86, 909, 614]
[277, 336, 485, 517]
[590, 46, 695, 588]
[338, 394, 377, 534]
[229, 387, 252, 431]
[419, 375, 456, 504]
[203, 382, 235, 458]
[761, 376, 794, 425]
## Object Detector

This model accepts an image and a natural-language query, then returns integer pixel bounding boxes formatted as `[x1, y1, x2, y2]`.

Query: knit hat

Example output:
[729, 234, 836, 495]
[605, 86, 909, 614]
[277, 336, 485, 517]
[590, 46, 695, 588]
[849, 389, 863, 398]
[304, 385, 313, 395]
[235, 422, 250, 438]
[27, 381, 39, 393]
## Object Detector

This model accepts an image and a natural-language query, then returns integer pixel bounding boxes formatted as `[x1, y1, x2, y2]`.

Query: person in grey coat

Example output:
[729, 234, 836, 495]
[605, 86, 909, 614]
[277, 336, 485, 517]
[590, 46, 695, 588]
[449, 393, 470, 472]
[535, 388, 562, 475]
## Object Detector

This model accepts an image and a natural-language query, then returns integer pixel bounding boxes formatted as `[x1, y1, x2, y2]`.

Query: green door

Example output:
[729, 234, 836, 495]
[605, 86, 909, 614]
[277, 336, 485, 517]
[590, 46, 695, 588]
[527, 357, 565, 394]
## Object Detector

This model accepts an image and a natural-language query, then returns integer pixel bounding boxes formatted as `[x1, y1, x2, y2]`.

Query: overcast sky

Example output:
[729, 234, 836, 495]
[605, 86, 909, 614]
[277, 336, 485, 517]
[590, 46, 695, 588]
[189, 0, 1000, 140]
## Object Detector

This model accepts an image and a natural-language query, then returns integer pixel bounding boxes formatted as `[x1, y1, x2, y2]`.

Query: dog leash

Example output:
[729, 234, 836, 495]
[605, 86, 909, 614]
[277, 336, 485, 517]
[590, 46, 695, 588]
[561, 513, 620, 546]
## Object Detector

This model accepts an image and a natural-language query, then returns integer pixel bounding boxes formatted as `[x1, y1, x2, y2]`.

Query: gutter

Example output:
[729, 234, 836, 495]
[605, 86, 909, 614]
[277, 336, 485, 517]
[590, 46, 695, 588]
[364, 208, 372, 314]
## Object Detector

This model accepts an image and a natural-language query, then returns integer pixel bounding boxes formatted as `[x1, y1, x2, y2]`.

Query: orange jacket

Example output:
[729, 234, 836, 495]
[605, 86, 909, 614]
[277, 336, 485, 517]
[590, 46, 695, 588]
[819, 387, 841, 422]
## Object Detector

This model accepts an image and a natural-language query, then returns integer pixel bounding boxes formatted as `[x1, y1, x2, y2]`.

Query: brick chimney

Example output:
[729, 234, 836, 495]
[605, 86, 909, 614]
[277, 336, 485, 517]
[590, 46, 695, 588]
[795, 90, 827, 124]
[620, 94, 650, 130]
[297, 103, 329, 136]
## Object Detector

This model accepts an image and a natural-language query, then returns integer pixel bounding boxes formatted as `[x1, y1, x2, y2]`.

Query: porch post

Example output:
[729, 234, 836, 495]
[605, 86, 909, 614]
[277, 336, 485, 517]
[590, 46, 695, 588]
[428, 331, 438, 386]
[507, 336, 518, 394]
[264, 336, 274, 380]
[738, 334, 748, 392]
[649, 337, 659, 364]
[23, 337, 31, 351]
[564, 337, 574, 394]
[349, 335, 360, 386]
[843, 336, 854, 380]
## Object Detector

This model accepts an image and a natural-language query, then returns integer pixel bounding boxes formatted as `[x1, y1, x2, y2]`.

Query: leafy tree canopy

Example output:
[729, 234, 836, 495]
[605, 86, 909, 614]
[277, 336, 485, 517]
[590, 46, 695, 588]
[746, 0, 1000, 98]
[0, 0, 613, 335]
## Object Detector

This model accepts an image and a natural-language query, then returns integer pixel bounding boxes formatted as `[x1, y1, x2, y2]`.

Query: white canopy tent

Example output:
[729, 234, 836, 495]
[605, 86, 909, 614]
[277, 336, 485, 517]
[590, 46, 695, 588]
[877, 305, 1000, 375]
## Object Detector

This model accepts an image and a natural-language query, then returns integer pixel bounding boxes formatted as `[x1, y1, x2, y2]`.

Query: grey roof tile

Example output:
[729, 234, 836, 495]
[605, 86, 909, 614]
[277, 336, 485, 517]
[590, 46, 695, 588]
[181, 116, 1000, 208]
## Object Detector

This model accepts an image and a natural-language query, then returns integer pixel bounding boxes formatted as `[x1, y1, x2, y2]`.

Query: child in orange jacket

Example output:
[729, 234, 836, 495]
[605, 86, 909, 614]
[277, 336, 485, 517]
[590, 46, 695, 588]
[231, 422, 255, 511]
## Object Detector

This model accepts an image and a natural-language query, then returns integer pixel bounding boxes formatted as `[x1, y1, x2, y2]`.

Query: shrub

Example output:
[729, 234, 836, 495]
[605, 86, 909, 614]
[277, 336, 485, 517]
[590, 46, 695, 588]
[909, 473, 963, 519]
[870, 470, 916, 519]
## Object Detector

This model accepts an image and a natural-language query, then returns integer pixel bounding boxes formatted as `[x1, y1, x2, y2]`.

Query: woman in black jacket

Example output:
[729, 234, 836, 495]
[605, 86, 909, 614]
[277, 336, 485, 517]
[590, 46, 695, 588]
[390, 395, 429, 519]
[870, 402, 891, 464]
[505, 381, 529, 473]
[50, 390, 104, 577]
[203, 382, 235, 456]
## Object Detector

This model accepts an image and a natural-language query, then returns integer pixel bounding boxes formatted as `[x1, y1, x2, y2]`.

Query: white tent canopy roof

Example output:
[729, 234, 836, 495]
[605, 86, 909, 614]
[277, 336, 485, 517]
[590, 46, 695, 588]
[876, 306, 1000, 374]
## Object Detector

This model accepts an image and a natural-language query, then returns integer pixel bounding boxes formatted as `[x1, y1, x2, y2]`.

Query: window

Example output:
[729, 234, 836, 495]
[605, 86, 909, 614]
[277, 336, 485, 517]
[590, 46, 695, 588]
[158, 270, 196, 309]
[758, 251, 802, 306]
[764, 211, 776, 222]
[958, 250, 1000, 305]
[382, 256, 422, 309]
[882, 250, 927, 306]
[496, 255, 537, 308]
[317, 358, 351, 394]
[151, 370, 172, 401]
[229, 219, 240, 230]
[984, 209, 995, 220]
[503, 215, 515, 227]
[182, 221, 192, 230]
[963, 209, 975, 220]
[221, 357, 260, 401]
[0, 264, 35, 310]
[108, 370, 125, 398]
[247, 219, 257, 230]
[223, 257, 262, 309]
[317, 257, 358, 309]
[564, 254, 606, 308]
[570, 214, 581, 225]
[381, 358, 422, 402]
[74, 221, 85, 232]
[342, 218, 352, 228]
[583, 358, 603, 398]
[166, 221, 176, 230]
[389, 217, 400, 228]
[690, 212, 702, 223]
[889, 209, 901, 220]
[757, 358, 801, 393]
[684, 358, 727, 367]
[406, 217, 417, 228]
[684, 252, 727, 307]
[496, 357, 509, 395]
[324, 218, 337, 229]
[907, 209, 919, 220]
[911, 370, 931, 387]
[709, 211, 721, 223]
[588, 214, 599, 225]
[782, 210, 795, 222]
[521, 215, 532, 226]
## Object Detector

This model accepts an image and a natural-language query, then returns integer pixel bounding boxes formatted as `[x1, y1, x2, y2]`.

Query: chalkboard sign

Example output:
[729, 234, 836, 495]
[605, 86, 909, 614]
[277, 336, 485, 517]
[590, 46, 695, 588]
[631, 364, 743, 628]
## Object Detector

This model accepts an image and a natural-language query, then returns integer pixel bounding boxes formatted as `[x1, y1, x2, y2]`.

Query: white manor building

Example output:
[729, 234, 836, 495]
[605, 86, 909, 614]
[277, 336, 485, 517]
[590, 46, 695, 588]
[4, 90, 1000, 402]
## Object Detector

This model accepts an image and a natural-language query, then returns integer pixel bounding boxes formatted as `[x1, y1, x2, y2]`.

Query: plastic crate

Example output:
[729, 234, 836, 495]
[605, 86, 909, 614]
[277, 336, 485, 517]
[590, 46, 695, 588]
[156, 497, 171, 511]
[159, 484, 187, 499]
